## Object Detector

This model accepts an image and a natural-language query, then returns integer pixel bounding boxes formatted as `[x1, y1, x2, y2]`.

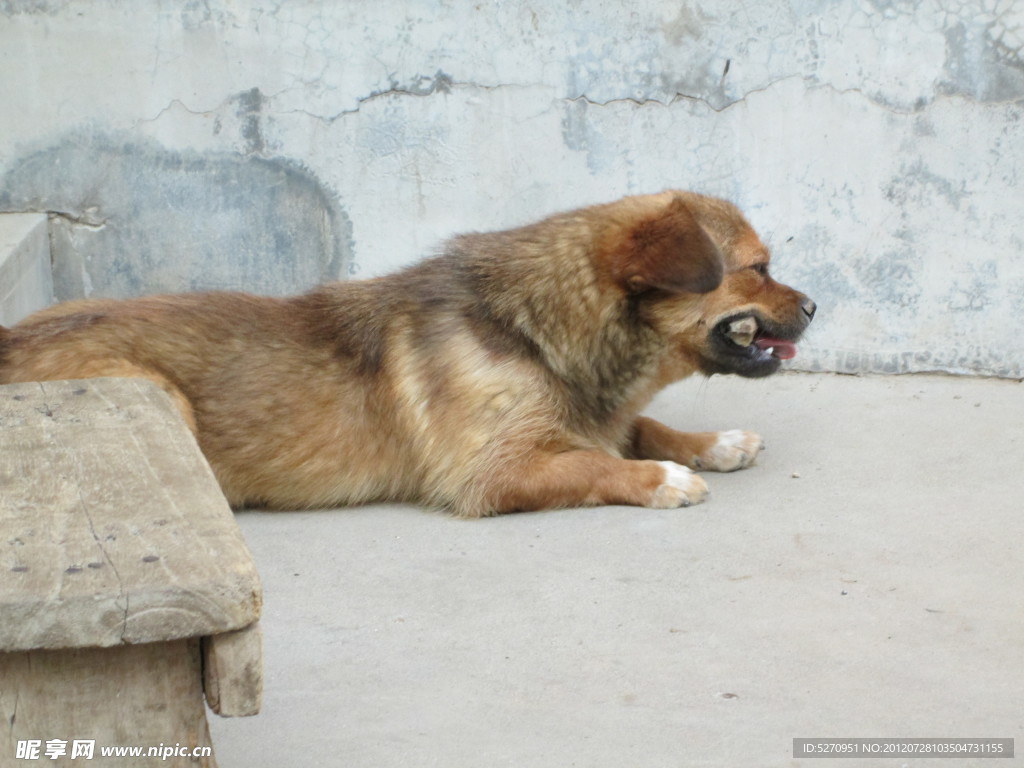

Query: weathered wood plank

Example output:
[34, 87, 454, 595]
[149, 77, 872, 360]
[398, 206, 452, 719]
[0, 639, 216, 767]
[0, 378, 262, 651]
[202, 622, 263, 717]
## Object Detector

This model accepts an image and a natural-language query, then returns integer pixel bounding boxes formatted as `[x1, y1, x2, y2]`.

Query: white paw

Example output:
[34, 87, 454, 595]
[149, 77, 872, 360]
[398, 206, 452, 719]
[700, 429, 764, 472]
[649, 461, 709, 508]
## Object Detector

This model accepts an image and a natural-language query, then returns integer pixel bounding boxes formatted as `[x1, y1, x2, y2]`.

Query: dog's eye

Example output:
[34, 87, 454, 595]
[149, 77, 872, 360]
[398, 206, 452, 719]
[750, 263, 769, 276]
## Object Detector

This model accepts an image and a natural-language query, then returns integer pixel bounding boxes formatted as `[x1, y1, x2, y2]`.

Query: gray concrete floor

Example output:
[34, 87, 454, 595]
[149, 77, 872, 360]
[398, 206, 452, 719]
[209, 372, 1024, 767]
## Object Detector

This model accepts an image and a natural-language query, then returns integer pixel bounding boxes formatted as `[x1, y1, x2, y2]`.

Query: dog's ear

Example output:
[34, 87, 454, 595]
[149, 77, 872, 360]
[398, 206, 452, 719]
[615, 197, 724, 294]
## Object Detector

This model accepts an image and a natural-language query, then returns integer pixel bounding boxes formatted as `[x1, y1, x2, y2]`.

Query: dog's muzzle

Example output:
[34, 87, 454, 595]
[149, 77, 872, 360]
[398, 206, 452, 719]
[705, 296, 816, 378]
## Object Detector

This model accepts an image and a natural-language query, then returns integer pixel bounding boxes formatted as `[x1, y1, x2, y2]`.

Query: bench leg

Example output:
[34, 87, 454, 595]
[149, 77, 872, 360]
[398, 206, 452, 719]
[202, 622, 263, 717]
[0, 639, 216, 767]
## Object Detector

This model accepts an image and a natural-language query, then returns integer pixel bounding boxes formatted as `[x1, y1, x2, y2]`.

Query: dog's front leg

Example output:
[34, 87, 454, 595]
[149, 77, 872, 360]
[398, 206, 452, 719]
[483, 448, 708, 515]
[628, 416, 764, 472]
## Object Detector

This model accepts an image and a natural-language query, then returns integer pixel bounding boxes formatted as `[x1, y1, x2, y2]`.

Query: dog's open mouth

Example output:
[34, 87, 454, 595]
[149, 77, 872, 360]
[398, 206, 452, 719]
[702, 312, 804, 377]
[719, 315, 798, 361]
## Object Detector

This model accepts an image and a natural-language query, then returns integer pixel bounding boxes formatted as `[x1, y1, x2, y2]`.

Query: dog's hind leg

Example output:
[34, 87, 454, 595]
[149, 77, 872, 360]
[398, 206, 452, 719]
[477, 448, 708, 515]
[628, 416, 764, 472]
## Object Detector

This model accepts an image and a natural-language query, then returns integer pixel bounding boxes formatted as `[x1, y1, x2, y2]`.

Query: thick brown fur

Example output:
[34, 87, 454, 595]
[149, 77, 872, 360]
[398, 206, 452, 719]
[0, 191, 814, 517]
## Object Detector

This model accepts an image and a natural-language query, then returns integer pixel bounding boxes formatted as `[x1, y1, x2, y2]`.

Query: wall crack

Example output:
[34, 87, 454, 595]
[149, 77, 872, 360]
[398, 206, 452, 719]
[48, 210, 108, 230]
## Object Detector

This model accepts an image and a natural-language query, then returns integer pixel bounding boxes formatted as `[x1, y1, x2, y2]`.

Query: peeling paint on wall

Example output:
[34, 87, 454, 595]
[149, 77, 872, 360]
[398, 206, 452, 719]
[0, 133, 352, 300]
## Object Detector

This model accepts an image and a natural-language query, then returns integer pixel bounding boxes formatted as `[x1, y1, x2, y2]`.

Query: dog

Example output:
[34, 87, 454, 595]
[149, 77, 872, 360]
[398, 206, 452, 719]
[0, 191, 814, 517]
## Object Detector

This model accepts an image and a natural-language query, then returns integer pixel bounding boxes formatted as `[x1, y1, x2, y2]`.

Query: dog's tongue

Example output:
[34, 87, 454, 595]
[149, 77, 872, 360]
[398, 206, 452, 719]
[755, 337, 798, 360]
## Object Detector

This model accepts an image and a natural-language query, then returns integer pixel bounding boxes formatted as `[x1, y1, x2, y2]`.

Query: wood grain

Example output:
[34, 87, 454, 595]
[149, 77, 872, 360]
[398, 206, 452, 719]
[0, 378, 262, 651]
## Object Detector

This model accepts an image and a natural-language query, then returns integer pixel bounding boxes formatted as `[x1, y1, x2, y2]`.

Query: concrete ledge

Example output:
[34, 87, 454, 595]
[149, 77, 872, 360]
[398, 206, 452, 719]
[0, 213, 53, 326]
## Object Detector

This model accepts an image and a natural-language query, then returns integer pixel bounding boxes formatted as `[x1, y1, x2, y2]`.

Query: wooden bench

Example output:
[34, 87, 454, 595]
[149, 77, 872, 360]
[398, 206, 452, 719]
[0, 378, 262, 767]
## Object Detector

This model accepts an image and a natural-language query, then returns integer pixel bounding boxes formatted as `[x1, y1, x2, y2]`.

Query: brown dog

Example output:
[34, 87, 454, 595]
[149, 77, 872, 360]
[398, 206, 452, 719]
[0, 191, 814, 517]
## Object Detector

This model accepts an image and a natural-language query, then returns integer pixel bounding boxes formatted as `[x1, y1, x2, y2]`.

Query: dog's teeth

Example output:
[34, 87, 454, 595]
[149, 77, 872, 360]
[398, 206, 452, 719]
[765, 347, 774, 356]
[725, 317, 758, 347]
[728, 317, 757, 335]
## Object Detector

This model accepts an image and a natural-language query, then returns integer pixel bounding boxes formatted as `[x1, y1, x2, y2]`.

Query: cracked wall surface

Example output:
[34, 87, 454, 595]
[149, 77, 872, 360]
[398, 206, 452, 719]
[1, 0, 1022, 375]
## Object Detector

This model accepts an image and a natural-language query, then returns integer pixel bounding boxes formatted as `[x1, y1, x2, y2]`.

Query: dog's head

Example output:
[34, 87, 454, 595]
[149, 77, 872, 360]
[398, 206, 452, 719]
[598, 191, 816, 379]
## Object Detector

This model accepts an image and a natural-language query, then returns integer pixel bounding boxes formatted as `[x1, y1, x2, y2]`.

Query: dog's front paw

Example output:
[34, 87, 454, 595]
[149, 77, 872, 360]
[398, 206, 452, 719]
[648, 461, 709, 508]
[694, 430, 764, 472]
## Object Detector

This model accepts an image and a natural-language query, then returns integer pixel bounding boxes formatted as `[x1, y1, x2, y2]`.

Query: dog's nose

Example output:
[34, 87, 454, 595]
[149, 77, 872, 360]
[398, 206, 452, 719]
[801, 298, 817, 321]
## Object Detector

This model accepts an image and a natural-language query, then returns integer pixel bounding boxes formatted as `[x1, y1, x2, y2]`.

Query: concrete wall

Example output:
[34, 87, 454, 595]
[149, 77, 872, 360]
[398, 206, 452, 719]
[1, 1, 1022, 376]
